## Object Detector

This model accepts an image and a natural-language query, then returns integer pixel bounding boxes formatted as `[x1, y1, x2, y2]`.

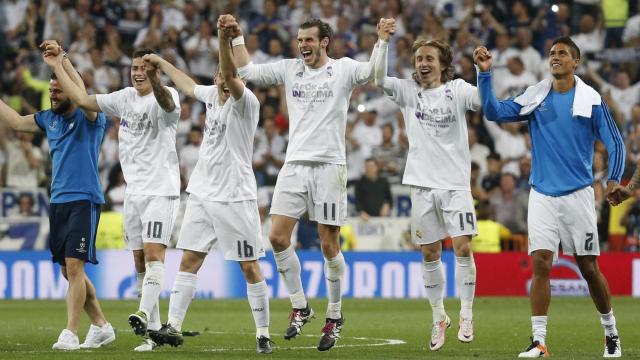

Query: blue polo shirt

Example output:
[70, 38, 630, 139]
[35, 108, 106, 204]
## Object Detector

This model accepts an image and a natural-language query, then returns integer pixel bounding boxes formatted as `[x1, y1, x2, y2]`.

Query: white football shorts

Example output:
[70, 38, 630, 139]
[410, 186, 477, 245]
[270, 161, 347, 226]
[124, 194, 180, 250]
[177, 194, 265, 261]
[528, 186, 599, 256]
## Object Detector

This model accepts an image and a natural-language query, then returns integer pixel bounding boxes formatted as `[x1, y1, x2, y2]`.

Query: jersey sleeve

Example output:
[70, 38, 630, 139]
[380, 77, 408, 107]
[477, 72, 526, 123]
[455, 79, 481, 112]
[237, 60, 288, 86]
[194, 85, 217, 104]
[96, 89, 127, 119]
[594, 101, 626, 182]
[34, 111, 48, 132]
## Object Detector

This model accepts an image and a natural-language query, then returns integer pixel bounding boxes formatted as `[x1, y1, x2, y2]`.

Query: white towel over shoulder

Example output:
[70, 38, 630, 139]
[514, 75, 601, 117]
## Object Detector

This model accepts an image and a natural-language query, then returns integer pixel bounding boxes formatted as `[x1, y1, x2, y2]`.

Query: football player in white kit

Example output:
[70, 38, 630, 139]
[217, 15, 389, 351]
[374, 24, 481, 351]
[139, 21, 272, 354]
[48, 48, 182, 352]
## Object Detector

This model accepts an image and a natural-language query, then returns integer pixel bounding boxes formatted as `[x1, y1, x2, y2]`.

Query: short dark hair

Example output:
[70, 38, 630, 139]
[50, 70, 83, 81]
[300, 18, 333, 50]
[132, 48, 154, 59]
[551, 36, 580, 60]
[411, 39, 455, 83]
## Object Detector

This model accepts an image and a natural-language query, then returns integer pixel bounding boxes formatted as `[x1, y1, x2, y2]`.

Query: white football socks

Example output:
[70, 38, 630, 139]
[274, 245, 307, 309]
[455, 256, 476, 319]
[324, 252, 345, 319]
[140, 261, 164, 331]
[423, 259, 446, 323]
[168, 271, 198, 332]
[600, 310, 618, 338]
[247, 280, 270, 338]
[532, 316, 547, 345]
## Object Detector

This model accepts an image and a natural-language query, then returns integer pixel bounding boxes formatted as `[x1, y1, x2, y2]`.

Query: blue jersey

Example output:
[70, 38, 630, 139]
[478, 72, 625, 196]
[35, 108, 106, 204]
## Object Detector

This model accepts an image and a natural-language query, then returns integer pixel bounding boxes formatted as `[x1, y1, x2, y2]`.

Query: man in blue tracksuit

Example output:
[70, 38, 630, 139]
[0, 41, 115, 350]
[474, 36, 623, 358]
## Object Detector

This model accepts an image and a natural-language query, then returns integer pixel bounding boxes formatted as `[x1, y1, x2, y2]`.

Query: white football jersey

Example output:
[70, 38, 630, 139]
[382, 78, 480, 190]
[96, 87, 181, 196]
[238, 56, 375, 164]
[186, 85, 260, 201]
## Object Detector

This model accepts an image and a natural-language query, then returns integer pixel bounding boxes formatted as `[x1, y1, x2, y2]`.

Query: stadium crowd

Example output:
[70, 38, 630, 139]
[1, 0, 640, 251]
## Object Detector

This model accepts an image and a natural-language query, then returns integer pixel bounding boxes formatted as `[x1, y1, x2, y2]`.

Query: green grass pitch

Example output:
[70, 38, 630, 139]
[0, 297, 637, 359]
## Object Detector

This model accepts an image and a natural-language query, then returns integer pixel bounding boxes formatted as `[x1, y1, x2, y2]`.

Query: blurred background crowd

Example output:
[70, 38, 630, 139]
[2, 0, 640, 252]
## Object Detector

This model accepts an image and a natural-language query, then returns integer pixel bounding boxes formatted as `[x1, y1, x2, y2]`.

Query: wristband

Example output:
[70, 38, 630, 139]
[231, 36, 245, 47]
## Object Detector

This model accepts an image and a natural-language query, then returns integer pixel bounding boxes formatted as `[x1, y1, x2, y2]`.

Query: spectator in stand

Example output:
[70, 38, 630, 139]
[371, 123, 406, 184]
[481, 152, 502, 194]
[473, 200, 511, 253]
[489, 32, 519, 80]
[355, 158, 392, 220]
[622, 10, 640, 46]
[483, 115, 529, 176]
[602, 0, 629, 48]
[2, 131, 43, 188]
[345, 121, 364, 187]
[265, 38, 285, 63]
[105, 163, 125, 214]
[620, 189, 640, 252]
[587, 66, 640, 124]
[253, 117, 286, 186]
[571, 13, 605, 60]
[179, 126, 202, 183]
[496, 57, 538, 99]
[514, 28, 542, 78]
[517, 156, 532, 193]
[489, 173, 528, 235]
[17, 193, 36, 217]
[245, 33, 270, 64]
[471, 161, 488, 202]
[468, 126, 490, 183]
[352, 110, 382, 158]
[184, 20, 219, 84]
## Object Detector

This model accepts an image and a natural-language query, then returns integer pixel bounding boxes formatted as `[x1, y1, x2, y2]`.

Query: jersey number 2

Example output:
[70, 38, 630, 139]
[585, 233, 594, 251]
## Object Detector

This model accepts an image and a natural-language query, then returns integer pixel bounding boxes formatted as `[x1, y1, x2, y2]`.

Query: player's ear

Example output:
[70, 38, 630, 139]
[321, 37, 329, 50]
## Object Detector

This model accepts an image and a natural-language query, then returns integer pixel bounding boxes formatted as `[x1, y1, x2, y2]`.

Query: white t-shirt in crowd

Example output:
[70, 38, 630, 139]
[96, 87, 181, 196]
[186, 85, 260, 202]
[238, 55, 375, 164]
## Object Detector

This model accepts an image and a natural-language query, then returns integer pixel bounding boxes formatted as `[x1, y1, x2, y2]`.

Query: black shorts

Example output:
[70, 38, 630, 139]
[49, 200, 101, 266]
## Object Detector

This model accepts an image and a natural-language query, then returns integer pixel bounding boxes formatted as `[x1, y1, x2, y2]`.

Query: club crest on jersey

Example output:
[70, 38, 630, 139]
[207, 102, 213, 109]
[296, 71, 304, 78]
[415, 230, 422, 239]
[538, 101, 548, 112]
[326, 66, 333, 77]
[445, 89, 453, 101]
[49, 120, 59, 131]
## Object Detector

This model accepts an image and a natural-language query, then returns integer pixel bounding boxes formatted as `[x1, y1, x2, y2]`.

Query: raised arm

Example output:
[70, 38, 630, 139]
[374, 19, 395, 92]
[353, 19, 395, 85]
[219, 14, 283, 85]
[144, 60, 176, 113]
[218, 22, 244, 100]
[42, 41, 98, 121]
[0, 100, 40, 132]
[473, 46, 525, 123]
[42, 49, 100, 113]
[143, 54, 196, 99]
[218, 15, 250, 68]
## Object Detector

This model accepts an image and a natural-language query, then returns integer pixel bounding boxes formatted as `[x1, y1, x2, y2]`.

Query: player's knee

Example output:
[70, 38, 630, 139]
[579, 263, 598, 282]
[453, 239, 472, 257]
[532, 255, 552, 277]
[240, 261, 263, 282]
[65, 260, 85, 279]
[60, 267, 68, 280]
[268, 231, 290, 250]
